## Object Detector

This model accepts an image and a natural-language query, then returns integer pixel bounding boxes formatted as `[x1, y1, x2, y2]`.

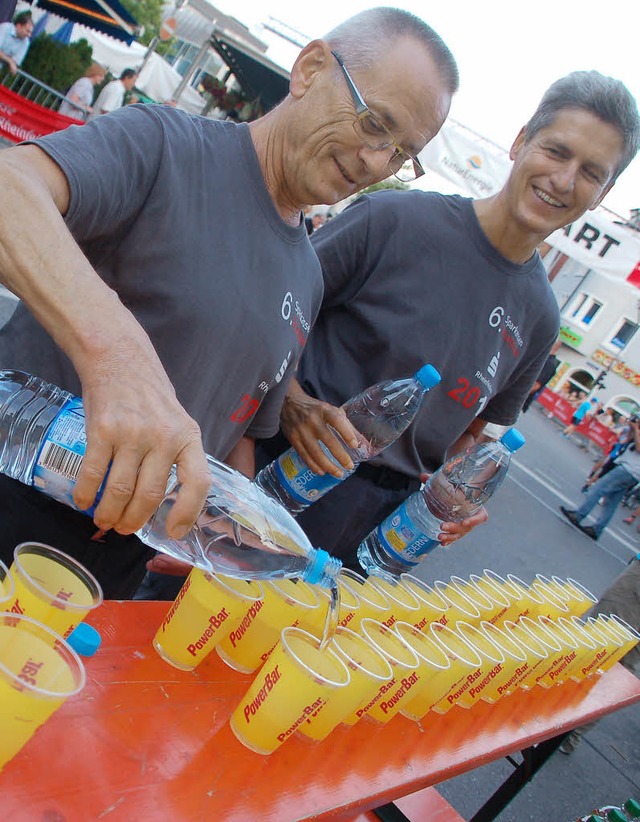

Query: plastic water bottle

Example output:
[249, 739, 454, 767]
[255, 364, 441, 514]
[358, 428, 526, 576]
[0, 370, 342, 589]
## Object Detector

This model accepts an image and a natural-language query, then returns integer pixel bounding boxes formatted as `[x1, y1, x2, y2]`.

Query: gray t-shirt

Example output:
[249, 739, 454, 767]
[5, 104, 323, 459]
[304, 190, 560, 476]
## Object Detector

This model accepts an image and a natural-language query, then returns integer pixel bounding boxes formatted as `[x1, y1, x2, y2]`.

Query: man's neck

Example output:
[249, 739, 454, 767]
[473, 195, 544, 265]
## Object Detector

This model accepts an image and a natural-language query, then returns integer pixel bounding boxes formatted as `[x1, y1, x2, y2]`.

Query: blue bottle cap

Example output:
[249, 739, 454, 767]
[414, 364, 441, 390]
[66, 622, 102, 657]
[500, 428, 525, 452]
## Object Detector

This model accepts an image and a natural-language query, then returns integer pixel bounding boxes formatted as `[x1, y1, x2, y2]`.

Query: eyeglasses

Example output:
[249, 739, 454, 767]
[331, 51, 425, 184]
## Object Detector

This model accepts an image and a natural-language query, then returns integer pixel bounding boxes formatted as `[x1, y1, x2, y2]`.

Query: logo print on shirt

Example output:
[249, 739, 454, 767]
[488, 305, 523, 358]
[487, 351, 500, 378]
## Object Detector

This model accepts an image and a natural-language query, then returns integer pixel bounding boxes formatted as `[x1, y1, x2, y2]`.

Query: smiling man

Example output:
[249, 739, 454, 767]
[249, 70, 640, 574]
[0, 8, 458, 598]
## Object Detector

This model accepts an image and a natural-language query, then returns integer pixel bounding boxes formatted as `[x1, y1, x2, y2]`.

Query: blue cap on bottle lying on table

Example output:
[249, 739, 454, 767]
[67, 622, 102, 657]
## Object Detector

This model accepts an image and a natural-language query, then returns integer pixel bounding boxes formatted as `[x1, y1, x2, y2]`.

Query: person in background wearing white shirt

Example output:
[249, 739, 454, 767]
[89, 67, 137, 119]
[59, 62, 106, 121]
[0, 11, 33, 76]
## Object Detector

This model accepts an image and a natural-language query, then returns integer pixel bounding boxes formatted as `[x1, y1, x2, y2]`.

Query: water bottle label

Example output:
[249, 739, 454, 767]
[31, 398, 101, 514]
[376, 505, 439, 562]
[273, 448, 348, 505]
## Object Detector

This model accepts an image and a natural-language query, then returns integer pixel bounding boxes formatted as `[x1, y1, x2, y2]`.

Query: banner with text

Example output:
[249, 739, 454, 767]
[546, 211, 640, 283]
[0, 85, 81, 144]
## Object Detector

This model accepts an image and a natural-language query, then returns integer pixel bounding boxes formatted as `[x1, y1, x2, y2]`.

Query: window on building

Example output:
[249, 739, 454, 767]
[604, 318, 638, 352]
[565, 293, 603, 327]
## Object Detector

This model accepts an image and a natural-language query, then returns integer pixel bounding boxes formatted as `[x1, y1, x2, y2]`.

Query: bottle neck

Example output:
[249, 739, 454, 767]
[302, 549, 342, 588]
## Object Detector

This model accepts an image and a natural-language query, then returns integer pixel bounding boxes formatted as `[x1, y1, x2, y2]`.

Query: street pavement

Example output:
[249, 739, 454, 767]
[412, 405, 640, 821]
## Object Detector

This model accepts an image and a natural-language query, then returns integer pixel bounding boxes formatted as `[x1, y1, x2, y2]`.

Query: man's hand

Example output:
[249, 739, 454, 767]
[7, 57, 17, 75]
[280, 380, 360, 477]
[438, 507, 489, 546]
[75, 347, 211, 540]
[418, 470, 489, 546]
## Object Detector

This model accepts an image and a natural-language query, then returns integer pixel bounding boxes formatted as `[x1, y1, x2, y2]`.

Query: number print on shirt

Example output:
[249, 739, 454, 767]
[447, 377, 482, 409]
[230, 394, 260, 424]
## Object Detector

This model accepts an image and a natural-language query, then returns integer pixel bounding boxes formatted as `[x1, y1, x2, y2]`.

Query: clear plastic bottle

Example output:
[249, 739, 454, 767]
[255, 364, 441, 515]
[358, 428, 526, 576]
[0, 370, 342, 589]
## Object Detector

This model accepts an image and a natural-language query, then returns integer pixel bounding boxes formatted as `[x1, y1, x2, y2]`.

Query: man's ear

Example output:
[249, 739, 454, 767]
[509, 127, 526, 162]
[289, 39, 333, 99]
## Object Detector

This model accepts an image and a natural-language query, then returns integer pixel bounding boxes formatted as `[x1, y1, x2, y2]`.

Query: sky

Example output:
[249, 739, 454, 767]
[216, 0, 639, 218]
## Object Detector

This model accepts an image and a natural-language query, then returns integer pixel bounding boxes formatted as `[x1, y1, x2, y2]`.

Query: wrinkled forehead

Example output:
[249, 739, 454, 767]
[352, 40, 452, 153]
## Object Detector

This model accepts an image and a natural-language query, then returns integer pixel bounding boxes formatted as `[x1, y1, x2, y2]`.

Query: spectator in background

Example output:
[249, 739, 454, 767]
[561, 418, 640, 540]
[582, 414, 636, 492]
[59, 62, 106, 121]
[89, 68, 138, 119]
[311, 213, 326, 231]
[562, 395, 598, 437]
[0, 10, 32, 75]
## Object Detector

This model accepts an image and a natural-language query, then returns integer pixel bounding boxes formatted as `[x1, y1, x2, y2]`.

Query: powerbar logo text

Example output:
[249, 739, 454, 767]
[243, 665, 281, 723]
[187, 607, 230, 656]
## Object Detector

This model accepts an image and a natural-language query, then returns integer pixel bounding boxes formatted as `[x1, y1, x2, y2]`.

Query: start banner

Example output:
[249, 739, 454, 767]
[0, 85, 81, 144]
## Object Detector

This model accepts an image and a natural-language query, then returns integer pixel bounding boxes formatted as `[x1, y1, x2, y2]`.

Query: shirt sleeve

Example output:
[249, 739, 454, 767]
[30, 105, 167, 242]
[480, 315, 560, 426]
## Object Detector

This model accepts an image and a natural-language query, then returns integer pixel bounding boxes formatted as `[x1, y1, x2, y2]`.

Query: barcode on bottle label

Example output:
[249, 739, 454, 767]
[31, 397, 93, 511]
[38, 441, 83, 481]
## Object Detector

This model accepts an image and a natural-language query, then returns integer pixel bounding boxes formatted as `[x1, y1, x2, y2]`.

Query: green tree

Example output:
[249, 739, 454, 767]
[357, 180, 410, 197]
[21, 36, 93, 94]
[120, 0, 164, 46]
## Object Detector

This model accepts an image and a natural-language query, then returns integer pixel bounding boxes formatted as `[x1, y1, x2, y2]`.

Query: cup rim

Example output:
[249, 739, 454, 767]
[203, 571, 264, 602]
[478, 620, 528, 662]
[339, 570, 389, 610]
[468, 574, 511, 608]
[433, 579, 482, 620]
[399, 574, 449, 614]
[536, 616, 580, 650]
[394, 621, 451, 671]
[556, 617, 598, 650]
[503, 620, 549, 659]
[360, 618, 420, 669]
[484, 570, 526, 601]
[0, 612, 86, 697]
[332, 626, 393, 681]
[13, 542, 103, 611]
[429, 620, 483, 667]
[0, 558, 15, 603]
[452, 575, 496, 612]
[280, 626, 350, 687]
[268, 578, 320, 610]
[367, 574, 420, 611]
[518, 615, 563, 652]
[563, 576, 598, 604]
[455, 620, 506, 664]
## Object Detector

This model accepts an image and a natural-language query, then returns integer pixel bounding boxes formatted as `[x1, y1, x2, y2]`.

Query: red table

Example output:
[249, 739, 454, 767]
[3, 601, 640, 821]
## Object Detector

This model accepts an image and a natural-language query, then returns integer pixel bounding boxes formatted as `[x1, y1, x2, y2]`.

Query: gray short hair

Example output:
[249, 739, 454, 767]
[325, 7, 459, 95]
[524, 71, 640, 182]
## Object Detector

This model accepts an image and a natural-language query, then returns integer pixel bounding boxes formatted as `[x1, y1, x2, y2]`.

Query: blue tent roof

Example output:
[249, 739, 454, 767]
[27, 0, 138, 44]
